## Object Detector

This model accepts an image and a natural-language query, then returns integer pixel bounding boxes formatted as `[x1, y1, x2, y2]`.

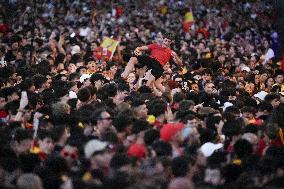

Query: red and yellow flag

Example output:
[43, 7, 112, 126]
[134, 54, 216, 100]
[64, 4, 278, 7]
[183, 11, 195, 32]
[97, 37, 119, 60]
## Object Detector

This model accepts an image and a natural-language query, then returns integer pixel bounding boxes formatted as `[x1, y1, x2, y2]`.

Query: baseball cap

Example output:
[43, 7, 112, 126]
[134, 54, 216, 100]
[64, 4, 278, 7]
[84, 139, 108, 159]
[241, 66, 251, 72]
[79, 74, 91, 83]
[160, 122, 184, 142]
[127, 144, 146, 159]
[254, 91, 268, 101]
[200, 142, 223, 157]
[71, 45, 81, 55]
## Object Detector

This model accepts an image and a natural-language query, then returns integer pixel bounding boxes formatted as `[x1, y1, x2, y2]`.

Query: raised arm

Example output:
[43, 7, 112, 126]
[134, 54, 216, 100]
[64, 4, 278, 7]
[171, 51, 183, 66]
[135, 45, 149, 51]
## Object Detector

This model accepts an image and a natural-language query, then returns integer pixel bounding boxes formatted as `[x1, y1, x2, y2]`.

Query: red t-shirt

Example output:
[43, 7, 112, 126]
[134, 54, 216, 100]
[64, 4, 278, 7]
[147, 43, 172, 66]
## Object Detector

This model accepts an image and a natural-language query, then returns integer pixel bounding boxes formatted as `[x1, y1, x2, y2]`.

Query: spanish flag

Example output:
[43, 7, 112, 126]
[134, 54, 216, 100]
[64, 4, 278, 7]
[183, 11, 195, 32]
[97, 37, 119, 60]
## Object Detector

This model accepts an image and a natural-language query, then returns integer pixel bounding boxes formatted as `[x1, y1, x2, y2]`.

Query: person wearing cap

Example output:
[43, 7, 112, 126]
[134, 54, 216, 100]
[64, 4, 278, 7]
[160, 122, 185, 157]
[121, 33, 183, 92]
[84, 139, 113, 174]
[70, 45, 81, 56]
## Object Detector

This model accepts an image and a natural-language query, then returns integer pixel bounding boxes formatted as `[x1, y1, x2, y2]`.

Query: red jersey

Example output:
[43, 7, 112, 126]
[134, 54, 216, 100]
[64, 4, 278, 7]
[147, 43, 172, 66]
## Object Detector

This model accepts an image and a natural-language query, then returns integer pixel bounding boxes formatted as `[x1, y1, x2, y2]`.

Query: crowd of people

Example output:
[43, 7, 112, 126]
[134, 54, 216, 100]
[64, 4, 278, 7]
[1, 0, 284, 189]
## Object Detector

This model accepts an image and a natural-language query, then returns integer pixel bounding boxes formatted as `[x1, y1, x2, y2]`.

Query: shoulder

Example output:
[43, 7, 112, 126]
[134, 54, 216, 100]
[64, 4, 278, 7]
[147, 43, 159, 48]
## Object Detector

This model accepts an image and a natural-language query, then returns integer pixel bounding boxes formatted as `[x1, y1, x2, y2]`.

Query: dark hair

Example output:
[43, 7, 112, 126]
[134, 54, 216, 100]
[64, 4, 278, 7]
[0, 87, 18, 100]
[198, 128, 216, 144]
[69, 72, 80, 81]
[258, 102, 273, 113]
[207, 151, 227, 169]
[37, 129, 52, 140]
[20, 78, 34, 91]
[41, 88, 56, 104]
[241, 106, 256, 114]
[77, 87, 91, 102]
[112, 112, 133, 132]
[137, 85, 152, 94]
[76, 66, 87, 73]
[44, 155, 68, 176]
[51, 125, 67, 143]
[144, 129, 160, 146]
[117, 82, 130, 92]
[152, 141, 172, 157]
[86, 85, 97, 97]
[234, 139, 253, 159]
[147, 100, 166, 117]
[269, 104, 284, 128]
[12, 128, 32, 143]
[132, 119, 150, 135]
[90, 108, 106, 125]
[5, 100, 20, 115]
[244, 124, 258, 134]
[77, 104, 96, 124]
[258, 155, 277, 176]
[206, 114, 222, 132]
[110, 153, 131, 169]
[171, 156, 189, 177]
[173, 92, 186, 104]
[105, 83, 118, 97]
[54, 53, 65, 65]
[264, 93, 280, 103]
[90, 73, 105, 84]
[163, 32, 175, 41]
[33, 74, 48, 89]
[19, 153, 41, 173]
[222, 119, 243, 138]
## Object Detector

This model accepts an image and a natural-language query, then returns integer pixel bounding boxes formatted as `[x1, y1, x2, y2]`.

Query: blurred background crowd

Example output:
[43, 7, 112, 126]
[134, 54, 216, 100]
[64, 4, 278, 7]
[1, 0, 284, 189]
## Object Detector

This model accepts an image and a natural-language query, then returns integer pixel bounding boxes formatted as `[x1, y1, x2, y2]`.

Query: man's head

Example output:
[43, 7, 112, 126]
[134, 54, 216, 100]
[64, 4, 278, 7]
[204, 82, 217, 95]
[91, 109, 112, 133]
[132, 99, 148, 119]
[33, 74, 50, 90]
[12, 128, 33, 155]
[38, 130, 54, 154]
[264, 93, 280, 108]
[162, 33, 175, 47]
[87, 60, 97, 72]
[84, 139, 112, 169]
[90, 73, 106, 89]
[202, 69, 212, 82]
[60, 137, 80, 167]
[67, 63, 77, 74]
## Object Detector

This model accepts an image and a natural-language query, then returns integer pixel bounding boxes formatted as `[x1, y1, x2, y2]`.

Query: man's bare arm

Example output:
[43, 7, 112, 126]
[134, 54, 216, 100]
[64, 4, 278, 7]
[171, 51, 183, 66]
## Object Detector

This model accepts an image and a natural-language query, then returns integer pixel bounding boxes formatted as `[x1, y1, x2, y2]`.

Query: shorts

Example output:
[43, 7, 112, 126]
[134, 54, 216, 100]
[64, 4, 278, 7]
[135, 55, 164, 79]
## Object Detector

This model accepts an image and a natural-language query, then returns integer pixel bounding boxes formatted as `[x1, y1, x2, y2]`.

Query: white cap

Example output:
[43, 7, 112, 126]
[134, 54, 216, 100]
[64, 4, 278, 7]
[263, 48, 274, 64]
[71, 45, 81, 55]
[223, 102, 233, 112]
[241, 66, 251, 72]
[84, 139, 108, 159]
[79, 74, 91, 83]
[68, 91, 77, 99]
[200, 142, 223, 157]
[253, 91, 268, 101]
